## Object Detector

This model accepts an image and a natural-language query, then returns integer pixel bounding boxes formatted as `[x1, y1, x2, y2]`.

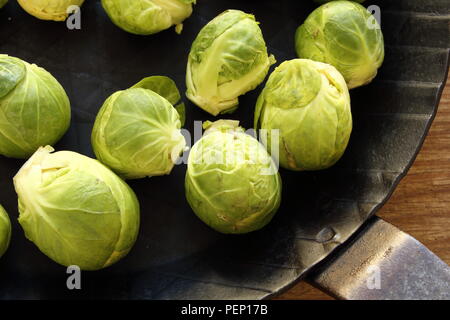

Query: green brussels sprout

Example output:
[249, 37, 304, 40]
[101, 0, 195, 35]
[0, 205, 11, 259]
[255, 59, 352, 171]
[185, 120, 282, 234]
[92, 76, 186, 180]
[314, 0, 365, 4]
[295, 1, 384, 89]
[0, 0, 8, 9]
[17, 0, 85, 21]
[186, 10, 276, 116]
[0, 55, 71, 159]
[14, 146, 140, 271]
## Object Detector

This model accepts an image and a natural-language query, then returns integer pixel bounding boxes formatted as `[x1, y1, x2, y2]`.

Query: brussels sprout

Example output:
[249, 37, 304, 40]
[0, 0, 8, 9]
[314, 0, 365, 3]
[185, 120, 281, 234]
[295, 1, 384, 89]
[14, 146, 140, 270]
[0, 205, 11, 259]
[92, 76, 186, 180]
[101, 0, 195, 35]
[186, 10, 276, 116]
[0, 55, 71, 159]
[17, 0, 85, 21]
[255, 59, 352, 171]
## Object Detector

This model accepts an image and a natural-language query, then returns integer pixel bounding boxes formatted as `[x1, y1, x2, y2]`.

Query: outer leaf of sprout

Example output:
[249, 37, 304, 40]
[175, 103, 186, 127]
[132, 76, 181, 106]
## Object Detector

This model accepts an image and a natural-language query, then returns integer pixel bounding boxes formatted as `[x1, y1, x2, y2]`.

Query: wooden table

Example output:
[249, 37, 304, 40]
[278, 72, 450, 300]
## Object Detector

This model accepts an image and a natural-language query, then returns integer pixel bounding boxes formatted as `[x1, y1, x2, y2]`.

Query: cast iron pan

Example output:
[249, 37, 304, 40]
[0, 0, 449, 299]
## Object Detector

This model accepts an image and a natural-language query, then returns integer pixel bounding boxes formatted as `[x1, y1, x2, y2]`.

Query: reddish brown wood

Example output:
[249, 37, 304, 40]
[277, 73, 450, 300]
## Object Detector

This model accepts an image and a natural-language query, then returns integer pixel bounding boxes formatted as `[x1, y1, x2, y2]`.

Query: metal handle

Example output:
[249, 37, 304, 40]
[308, 216, 450, 300]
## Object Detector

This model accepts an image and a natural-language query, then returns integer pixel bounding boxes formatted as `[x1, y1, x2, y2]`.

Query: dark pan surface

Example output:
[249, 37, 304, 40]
[0, 0, 448, 299]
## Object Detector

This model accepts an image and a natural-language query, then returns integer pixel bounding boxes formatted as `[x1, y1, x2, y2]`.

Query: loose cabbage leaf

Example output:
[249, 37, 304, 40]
[132, 76, 181, 106]
[175, 102, 186, 127]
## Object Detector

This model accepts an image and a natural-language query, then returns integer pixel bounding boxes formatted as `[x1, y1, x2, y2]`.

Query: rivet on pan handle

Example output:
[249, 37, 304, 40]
[308, 216, 450, 300]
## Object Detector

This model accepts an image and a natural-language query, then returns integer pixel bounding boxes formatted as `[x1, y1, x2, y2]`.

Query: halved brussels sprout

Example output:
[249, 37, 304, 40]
[101, 0, 195, 35]
[186, 10, 276, 116]
[0, 205, 11, 259]
[17, 0, 85, 21]
[0, 0, 8, 9]
[185, 120, 281, 234]
[0, 55, 71, 159]
[295, 1, 384, 89]
[255, 59, 352, 171]
[14, 146, 140, 271]
[92, 76, 186, 180]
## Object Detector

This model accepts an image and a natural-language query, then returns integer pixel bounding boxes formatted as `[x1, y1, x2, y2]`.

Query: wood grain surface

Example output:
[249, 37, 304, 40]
[277, 72, 450, 300]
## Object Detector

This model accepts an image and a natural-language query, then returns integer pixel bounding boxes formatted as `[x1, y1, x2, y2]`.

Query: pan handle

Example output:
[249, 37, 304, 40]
[308, 216, 450, 300]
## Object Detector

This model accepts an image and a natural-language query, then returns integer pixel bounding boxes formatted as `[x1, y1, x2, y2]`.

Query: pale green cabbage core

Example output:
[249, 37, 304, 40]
[295, 1, 384, 89]
[13, 146, 140, 271]
[255, 59, 352, 171]
[185, 120, 281, 234]
[186, 10, 276, 116]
